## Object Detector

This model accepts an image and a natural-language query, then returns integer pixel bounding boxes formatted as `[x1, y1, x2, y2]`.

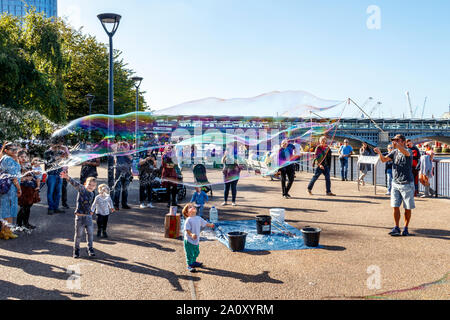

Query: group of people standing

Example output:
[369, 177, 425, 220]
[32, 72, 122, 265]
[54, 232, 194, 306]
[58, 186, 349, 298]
[0, 142, 43, 239]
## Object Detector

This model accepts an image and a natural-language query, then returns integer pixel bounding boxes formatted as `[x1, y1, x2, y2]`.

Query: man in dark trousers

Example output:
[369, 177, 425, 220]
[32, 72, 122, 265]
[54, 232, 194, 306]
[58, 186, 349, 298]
[278, 139, 296, 199]
[44, 139, 66, 215]
[113, 142, 133, 210]
[307, 136, 336, 196]
[406, 139, 421, 197]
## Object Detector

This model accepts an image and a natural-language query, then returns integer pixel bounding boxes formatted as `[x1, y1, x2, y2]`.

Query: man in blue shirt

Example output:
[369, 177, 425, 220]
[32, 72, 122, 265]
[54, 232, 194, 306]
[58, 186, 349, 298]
[338, 140, 353, 181]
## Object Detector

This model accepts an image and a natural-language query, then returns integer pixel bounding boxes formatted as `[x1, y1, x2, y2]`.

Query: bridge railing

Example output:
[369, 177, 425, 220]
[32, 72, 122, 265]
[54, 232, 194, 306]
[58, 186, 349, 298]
[297, 153, 449, 198]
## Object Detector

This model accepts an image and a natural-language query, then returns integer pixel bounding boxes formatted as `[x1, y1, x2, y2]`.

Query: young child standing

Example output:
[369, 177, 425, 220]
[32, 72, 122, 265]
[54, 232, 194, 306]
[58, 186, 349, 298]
[61, 171, 97, 258]
[91, 184, 115, 238]
[190, 187, 209, 217]
[182, 203, 214, 273]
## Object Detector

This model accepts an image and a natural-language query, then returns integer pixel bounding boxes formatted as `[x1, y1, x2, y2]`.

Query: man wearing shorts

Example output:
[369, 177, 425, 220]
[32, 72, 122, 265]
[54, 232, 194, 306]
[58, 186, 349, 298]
[374, 134, 415, 237]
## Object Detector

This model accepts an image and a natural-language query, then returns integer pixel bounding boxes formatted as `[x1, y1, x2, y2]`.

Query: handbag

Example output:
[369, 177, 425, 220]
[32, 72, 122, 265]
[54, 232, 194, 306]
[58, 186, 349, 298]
[0, 157, 12, 195]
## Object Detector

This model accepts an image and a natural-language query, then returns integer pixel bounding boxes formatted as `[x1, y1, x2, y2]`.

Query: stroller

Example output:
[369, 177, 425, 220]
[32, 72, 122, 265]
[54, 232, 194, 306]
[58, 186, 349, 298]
[151, 168, 187, 203]
[193, 164, 213, 197]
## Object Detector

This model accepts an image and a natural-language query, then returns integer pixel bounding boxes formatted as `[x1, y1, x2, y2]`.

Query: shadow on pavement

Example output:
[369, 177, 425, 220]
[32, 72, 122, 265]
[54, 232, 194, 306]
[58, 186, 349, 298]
[320, 245, 347, 251]
[0, 255, 69, 280]
[413, 229, 450, 241]
[0, 279, 89, 300]
[87, 252, 200, 291]
[198, 267, 283, 284]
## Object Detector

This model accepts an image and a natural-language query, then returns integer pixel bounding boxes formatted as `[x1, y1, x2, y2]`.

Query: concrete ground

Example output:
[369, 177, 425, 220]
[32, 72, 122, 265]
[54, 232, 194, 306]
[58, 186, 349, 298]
[0, 165, 448, 300]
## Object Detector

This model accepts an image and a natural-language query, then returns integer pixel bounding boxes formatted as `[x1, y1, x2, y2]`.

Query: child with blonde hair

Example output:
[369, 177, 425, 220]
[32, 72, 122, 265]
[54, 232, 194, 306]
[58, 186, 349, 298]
[91, 184, 115, 238]
[182, 203, 214, 273]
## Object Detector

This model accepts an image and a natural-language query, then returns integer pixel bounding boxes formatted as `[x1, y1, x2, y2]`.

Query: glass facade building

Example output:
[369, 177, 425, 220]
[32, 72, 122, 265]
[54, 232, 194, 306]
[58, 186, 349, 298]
[0, 0, 57, 18]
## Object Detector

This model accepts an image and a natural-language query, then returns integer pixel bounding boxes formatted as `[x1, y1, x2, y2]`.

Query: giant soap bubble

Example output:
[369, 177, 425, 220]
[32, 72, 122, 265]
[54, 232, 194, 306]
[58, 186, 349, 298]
[51, 90, 345, 187]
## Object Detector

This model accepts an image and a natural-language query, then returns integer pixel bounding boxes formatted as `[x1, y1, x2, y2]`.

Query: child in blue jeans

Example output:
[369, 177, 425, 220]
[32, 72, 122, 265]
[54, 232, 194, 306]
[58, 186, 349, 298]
[190, 187, 208, 217]
[61, 171, 97, 258]
[182, 203, 214, 273]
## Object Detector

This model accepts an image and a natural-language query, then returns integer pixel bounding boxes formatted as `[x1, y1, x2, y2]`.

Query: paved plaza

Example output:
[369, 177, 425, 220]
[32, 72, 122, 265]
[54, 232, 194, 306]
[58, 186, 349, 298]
[0, 166, 448, 300]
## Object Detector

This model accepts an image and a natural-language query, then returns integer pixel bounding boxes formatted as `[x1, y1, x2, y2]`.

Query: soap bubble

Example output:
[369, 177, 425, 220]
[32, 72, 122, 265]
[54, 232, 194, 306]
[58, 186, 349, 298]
[48, 90, 344, 187]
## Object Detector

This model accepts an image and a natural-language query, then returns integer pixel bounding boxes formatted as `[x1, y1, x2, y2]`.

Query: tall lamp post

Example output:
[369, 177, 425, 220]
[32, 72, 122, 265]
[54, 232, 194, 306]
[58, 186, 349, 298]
[132, 76, 143, 149]
[86, 93, 95, 141]
[98, 13, 121, 189]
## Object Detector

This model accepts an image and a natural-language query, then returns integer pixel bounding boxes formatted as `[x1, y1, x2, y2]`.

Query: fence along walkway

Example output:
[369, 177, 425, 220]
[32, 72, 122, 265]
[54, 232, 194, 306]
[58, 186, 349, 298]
[297, 153, 450, 198]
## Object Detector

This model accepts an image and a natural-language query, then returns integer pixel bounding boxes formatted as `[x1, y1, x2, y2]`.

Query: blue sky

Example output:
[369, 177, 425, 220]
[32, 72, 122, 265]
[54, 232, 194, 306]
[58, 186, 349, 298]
[59, 0, 450, 118]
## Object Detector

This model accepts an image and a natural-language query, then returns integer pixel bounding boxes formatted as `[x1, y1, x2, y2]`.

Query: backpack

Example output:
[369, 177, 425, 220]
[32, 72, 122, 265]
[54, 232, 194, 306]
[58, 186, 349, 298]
[0, 157, 12, 195]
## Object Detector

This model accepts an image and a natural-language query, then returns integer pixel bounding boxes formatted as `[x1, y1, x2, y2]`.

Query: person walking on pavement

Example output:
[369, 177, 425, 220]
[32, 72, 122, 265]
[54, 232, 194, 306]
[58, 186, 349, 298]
[338, 139, 353, 181]
[307, 136, 336, 196]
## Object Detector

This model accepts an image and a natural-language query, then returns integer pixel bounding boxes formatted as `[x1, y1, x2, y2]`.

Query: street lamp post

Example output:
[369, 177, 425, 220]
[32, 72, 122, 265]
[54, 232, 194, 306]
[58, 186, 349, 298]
[132, 76, 143, 149]
[98, 13, 121, 189]
[86, 93, 95, 141]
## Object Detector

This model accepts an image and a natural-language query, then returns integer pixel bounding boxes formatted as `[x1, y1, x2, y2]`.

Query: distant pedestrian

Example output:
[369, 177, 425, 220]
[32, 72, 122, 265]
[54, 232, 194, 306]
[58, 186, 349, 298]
[374, 134, 415, 237]
[221, 151, 242, 206]
[338, 139, 353, 181]
[419, 143, 435, 198]
[358, 142, 375, 186]
[190, 187, 208, 217]
[61, 171, 97, 258]
[383, 145, 394, 195]
[161, 146, 181, 208]
[307, 136, 335, 196]
[113, 143, 133, 210]
[17, 150, 40, 230]
[278, 139, 296, 199]
[44, 139, 66, 215]
[139, 150, 157, 209]
[0, 143, 21, 239]
[406, 139, 421, 197]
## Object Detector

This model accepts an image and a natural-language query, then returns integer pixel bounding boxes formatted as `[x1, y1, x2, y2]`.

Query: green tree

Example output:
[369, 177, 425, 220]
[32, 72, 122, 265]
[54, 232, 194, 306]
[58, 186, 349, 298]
[0, 10, 147, 127]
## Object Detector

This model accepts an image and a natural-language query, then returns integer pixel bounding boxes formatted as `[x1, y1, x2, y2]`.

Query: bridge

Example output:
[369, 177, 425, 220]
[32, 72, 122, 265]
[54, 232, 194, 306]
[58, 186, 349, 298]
[333, 118, 450, 147]
[144, 115, 450, 147]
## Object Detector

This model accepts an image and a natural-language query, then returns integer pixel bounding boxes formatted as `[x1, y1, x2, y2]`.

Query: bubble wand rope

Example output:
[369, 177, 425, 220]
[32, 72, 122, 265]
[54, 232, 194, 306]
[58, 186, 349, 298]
[348, 98, 386, 133]
[314, 100, 348, 168]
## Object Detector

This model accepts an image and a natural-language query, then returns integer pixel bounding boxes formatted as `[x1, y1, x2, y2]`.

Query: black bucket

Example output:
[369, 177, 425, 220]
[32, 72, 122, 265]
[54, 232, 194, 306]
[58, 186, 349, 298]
[256, 215, 272, 235]
[301, 227, 321, 247]
[227, 232, 247, 252]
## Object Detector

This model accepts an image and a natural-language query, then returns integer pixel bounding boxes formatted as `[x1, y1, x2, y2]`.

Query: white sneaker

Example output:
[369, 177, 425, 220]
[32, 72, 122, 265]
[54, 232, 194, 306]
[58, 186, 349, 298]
[139, 203, 146, 209]
[146, 203, 154, 208]
[231, 202, 237, 206]
[221, 202, 228, 206]
[385, 192, 391, 195]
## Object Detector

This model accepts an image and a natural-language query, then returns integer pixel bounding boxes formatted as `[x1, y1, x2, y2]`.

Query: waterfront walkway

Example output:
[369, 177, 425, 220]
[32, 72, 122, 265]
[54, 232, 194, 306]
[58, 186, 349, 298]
[0, 166, 448, 300]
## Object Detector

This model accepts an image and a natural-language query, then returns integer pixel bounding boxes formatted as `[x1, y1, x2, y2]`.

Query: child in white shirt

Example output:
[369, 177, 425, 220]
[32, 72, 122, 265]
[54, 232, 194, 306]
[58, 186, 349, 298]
[182, 203, 214, 273]
[91, 184, 115, 238]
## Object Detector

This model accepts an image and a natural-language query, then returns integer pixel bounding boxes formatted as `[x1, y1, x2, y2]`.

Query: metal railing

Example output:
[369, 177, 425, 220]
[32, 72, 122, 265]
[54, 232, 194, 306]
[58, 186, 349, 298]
[297, 153, 450, 198]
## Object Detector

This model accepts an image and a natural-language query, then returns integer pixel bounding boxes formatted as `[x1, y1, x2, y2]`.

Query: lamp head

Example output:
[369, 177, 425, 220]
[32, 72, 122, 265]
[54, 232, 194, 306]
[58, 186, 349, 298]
[132, 76, 143, 89]
[86, 93, 95, 104]
[97, 13, 122, 36]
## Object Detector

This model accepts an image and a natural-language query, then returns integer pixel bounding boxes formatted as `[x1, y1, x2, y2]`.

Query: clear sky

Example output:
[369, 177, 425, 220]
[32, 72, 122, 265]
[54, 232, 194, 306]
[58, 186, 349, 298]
[59, 0, 450, 119]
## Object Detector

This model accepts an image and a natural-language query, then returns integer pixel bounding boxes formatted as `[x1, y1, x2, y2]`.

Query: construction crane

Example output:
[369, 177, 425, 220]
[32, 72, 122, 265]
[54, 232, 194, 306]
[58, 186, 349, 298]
[405, 91, 414, 118]
[421, 97, 428, 119]
[369, 102, 382, 117]
[355, 97, 373, 118]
